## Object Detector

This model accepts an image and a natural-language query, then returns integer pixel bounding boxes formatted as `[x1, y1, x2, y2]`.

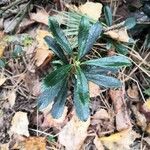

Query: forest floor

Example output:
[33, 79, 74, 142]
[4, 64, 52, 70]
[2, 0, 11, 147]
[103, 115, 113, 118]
[0, 0, 150, 150]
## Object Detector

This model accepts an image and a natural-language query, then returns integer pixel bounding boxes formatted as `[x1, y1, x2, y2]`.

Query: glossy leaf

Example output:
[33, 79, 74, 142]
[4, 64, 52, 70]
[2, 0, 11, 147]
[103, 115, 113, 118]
[38, 80, 64, 110]
[82, 65, 118, 75]
[113, 42, 128, 55]
[73, 67, 90, 121]
[83, 56, 131, 68]
[44, 36, 67, 63]
[51, 80, 68, 118]
[79, 22, 103, 59]
[48, 17, 72, 54]
[44, 64, 72, 87]
[104, 6, 113, 26]
[78, 16, 90, 59]
[124, 17, 136, 29]
[86, 74, 121, 88]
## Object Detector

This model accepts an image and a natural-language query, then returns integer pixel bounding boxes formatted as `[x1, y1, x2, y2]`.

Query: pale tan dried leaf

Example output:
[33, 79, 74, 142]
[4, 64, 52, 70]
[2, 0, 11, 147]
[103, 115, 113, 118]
[104, 28, 130, 43]
[12, 136, 46, 150]
[94, 136, 104, 150]
[7, 90, 16, 107]
[30, 9, 49, 25]
[79, 2, 102, 21]
[35, 29, 53, 67]
[42, 106, 68, 129]
[58, 113, 90, 150]
[100, 128, 140, 150]
[89, 81, 100, 97]
[0, 143, 9, 150]
[10, 111, 29, 136]
[142, 98, 150, 112]
[93, 109, 110, 120]
[0, 76, 6, 86]
[0, 32, 7, 58]
[109, 89, 131, 131]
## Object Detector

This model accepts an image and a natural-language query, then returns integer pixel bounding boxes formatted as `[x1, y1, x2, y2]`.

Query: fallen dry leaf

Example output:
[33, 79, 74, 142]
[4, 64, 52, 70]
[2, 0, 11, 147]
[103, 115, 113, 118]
[35, 29, 53, 67]
[99, 128, 140, 150]
[104, 28, 130, 43]
[141, 98, 150, 121]
[42, 106, 68, 129]
[0, 75, 6, 86]
[66, 2, 102, 21]
[94, 136, 105, 150]
[0, 33, 7, 58]
[93, 109, 110, 120]
[58, 113, 90, 150]
[0, 143, 9, 150]
[89, 81, 100, 97]
[7, 90, 16, 107]
[146, 123, 150, 134]
[79, 2, 102, 21]
[10, 111, 29, 136]
[109, 89, 131, 131]
[127, 84, 139, 100]
[30, 9, 49, 25]
[12, 136, 46, 150]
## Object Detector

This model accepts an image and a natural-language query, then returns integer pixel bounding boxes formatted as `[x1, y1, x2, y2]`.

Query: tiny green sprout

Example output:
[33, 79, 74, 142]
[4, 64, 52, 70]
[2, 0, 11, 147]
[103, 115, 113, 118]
[38, 16, 131, 121]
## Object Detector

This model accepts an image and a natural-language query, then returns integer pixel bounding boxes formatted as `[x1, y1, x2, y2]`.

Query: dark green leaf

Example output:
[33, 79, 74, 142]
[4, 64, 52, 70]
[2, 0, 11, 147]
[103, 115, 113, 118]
[113, 42, 128, 55]
[51, 80, 68, 118]
[86, 74, 121, 88]
[73, 67, 90, 121]
[44, 36, 67, 63]
[104, 6, 113, 26]
[82, 65, 118, 75]
[48, 17, 72, 54]
[79, 22, 103, 59]
[83, 56, 131, 68]
[13, 45, 23, 58]
[38, 80, 64, 110]
[124, 17, 136, 29]
[144, 88, 150, 96]
[44, 64, 72, 87]
[78, 16, 90, 59]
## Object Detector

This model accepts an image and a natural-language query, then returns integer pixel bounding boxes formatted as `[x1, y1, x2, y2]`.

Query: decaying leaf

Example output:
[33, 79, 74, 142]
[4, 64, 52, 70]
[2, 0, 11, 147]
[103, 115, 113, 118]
[35, 29, 53, 67]
[10, 111, 29, 136]
[89, 81, 100, 97]
[105, 28, 130, 43]
[109, 89, 131, 131]
[94, 136, 105, 150]
[93, 109, 110, 120]
[42, 106, 68, 129]
[12, 136, 46, 150]
[66, 2, 102, 21]
[99, 128, 140, 150]
[7, 90, 16, 107]
[58, 113, 90, 150]
[0, 32, 7, 58]
[141, 98, 150, 121]
[30, 9, 49, 25]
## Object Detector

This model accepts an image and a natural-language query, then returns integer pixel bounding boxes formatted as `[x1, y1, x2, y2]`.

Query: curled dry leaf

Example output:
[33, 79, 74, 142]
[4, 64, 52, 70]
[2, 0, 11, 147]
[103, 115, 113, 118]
[35, 29, 53, 67]
[30, 9, 49, 25]
[58, 113, 90, 150]
[127, 84, 139, 100]
[42, 106, 68, 129]
[89, 81, 100, 97]
[104, 28, 130, 43]
[12, 136, 46, 150]
[66, 2, 102, 21]
[109, 89, 131, 131]
[10, 111, 29, 137]
[99, 128, 140, 150]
